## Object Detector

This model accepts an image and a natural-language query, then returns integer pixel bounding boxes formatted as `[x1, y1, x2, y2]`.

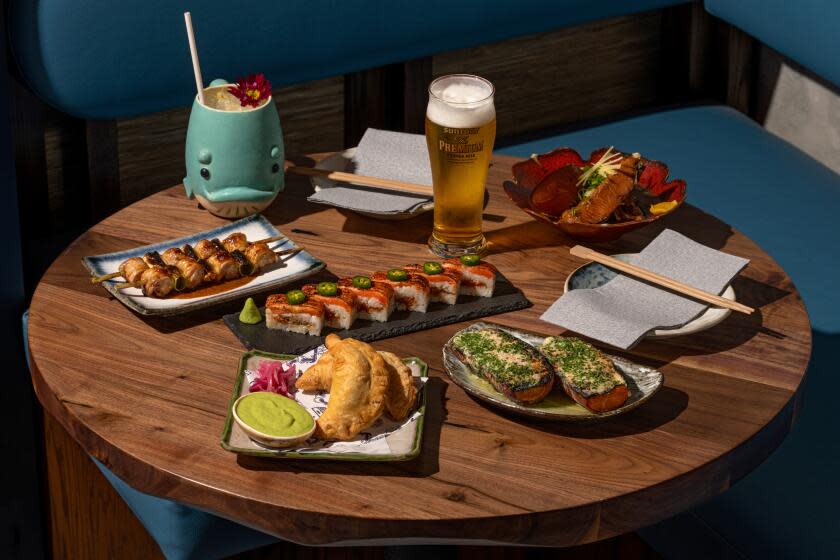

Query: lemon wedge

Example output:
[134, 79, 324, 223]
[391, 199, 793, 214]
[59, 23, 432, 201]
[649, 201, 678, 215]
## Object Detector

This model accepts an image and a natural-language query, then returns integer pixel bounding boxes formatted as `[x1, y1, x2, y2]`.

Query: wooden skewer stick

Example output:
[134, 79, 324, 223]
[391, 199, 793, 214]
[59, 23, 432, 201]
[254, 234, 287, 245]
[285, 164, 434, 196]
[275, 246, 303, 257]
[569, 245, 754, 315]
[91, 271, 122, 284]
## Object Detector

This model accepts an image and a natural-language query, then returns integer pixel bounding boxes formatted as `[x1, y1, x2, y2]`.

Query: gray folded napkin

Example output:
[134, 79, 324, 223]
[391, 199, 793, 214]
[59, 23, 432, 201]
[307, 128, 432, 214]
[541, 229, 749, 349]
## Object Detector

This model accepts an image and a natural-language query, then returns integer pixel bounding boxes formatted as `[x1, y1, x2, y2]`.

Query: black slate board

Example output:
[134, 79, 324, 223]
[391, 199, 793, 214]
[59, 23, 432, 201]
[223, 273, 531, 355]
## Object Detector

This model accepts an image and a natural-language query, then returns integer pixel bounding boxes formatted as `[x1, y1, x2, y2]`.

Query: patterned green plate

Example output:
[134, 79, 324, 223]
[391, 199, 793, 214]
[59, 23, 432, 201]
[221, 347, 427, 461]
[442, 321, 663, 421]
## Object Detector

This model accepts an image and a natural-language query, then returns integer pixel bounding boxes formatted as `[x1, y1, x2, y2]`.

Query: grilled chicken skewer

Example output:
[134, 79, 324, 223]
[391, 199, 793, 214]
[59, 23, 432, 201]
[160, 247, 206, 290]
[113, 252, 186, 296]
[222, 232, 278, 271]
[192, 239, 240, 281]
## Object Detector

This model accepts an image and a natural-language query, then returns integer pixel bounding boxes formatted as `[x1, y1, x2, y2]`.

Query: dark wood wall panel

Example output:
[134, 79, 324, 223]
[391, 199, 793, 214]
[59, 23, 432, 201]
[434, 12, 664, 141]
[116, 76, 344, 207]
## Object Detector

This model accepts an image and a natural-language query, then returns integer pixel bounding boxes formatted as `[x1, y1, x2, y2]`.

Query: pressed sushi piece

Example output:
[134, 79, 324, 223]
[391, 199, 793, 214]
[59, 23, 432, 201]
[449, 327, 554, 404]
[301, 283, 357, 329]
[539, 336, 629, 413]
[444, 257, 497, 297]
[265, 293, 325, 336]
[404, 262, 461, 305]
[371, 269, 430, 312]
[337, 276, 395, 322]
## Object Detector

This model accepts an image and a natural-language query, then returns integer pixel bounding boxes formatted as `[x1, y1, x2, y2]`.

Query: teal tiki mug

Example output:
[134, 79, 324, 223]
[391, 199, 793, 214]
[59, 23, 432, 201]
[183, 79, 284, 218]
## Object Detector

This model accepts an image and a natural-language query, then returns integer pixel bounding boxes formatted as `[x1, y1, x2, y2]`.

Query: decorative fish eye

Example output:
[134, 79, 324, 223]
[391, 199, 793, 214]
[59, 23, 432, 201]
[200, 168, 210, 180]
[271, 163, 280, 173]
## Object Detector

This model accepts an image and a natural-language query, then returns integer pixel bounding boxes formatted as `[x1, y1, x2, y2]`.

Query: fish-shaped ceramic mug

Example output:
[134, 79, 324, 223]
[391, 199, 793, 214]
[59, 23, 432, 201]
[184, 79, 284, 218]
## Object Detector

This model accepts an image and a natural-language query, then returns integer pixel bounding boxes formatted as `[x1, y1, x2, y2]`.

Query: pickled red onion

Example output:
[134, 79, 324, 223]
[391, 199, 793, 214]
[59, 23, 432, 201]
[249, 360, 296, 398]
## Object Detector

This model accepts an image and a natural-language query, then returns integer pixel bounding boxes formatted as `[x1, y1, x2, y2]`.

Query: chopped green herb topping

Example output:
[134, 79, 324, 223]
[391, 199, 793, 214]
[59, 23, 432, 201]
[451, 328, 549, 390]
[540, 337, 625, 395]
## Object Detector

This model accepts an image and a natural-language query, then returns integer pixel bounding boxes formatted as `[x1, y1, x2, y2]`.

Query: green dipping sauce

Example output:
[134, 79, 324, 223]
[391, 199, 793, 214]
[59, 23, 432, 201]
[236, 392, 314, 437]
[238, 297, 262, 324]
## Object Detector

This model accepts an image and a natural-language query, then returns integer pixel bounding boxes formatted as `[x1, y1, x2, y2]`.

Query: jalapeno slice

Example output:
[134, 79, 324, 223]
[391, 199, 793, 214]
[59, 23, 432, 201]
[352, 275, 372, 289]
[386, 268, 409, 281]
[459, 254, 481, 266]
[286, 289, 307, 305]
[423, 261, 443, 275]
[316, 281, 338, 296]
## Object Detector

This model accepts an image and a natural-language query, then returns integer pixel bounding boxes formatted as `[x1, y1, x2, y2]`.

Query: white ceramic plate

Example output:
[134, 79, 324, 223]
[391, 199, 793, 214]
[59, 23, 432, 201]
[564, 253, 734, 338]
[83, 214, 325, 316]
[310, 148, 435, 220]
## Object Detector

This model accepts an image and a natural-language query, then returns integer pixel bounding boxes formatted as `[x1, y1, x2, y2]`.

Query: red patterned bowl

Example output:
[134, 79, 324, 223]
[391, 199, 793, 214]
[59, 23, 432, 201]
[504, 147, 686, 242]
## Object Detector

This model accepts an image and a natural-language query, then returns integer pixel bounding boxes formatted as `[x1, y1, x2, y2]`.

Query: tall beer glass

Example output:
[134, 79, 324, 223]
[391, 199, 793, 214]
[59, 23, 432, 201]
[425, 74, 496, 257]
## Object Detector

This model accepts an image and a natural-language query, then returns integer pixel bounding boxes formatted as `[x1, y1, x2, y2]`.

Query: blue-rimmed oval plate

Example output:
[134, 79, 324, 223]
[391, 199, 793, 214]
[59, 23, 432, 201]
[82, 214, 325, 316]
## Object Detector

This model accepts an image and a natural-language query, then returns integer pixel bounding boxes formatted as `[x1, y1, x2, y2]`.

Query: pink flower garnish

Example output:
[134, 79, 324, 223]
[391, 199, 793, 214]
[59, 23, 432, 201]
[228, 73, 272, 108]
[249, 359, 296, 398]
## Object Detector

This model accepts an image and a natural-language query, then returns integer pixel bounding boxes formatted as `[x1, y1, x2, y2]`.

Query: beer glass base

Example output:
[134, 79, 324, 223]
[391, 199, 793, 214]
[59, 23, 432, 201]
[427, 235, 487, 258]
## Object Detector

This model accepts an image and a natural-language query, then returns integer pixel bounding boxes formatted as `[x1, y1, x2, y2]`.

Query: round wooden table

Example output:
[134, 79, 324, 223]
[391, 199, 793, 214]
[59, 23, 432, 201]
[27, 154, 811, 546]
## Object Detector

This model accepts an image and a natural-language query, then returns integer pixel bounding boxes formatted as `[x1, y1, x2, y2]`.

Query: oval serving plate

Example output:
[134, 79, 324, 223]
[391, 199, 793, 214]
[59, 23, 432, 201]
[310, 148, 435, 221]
[442, 321, 663, 421]
[564, 253, 735, 339]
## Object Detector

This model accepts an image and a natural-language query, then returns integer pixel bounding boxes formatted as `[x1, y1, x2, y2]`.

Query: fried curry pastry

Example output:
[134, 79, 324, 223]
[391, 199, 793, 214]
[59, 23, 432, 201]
[313, 337, 388, 441]
[378, 351, 418, 421]
[296, 352, 334, 391]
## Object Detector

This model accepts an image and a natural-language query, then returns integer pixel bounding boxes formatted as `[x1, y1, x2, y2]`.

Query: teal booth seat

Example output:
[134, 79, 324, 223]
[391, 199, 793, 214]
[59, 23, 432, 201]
[499, 104, 840, 559]
[706, 0, 840, 89]
[7, 0, 685, 119]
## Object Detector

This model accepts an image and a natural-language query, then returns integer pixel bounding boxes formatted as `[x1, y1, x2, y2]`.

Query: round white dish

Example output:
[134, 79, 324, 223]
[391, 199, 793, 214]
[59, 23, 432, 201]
[310, 147, 435, 221]
[564, 253, 735, 339]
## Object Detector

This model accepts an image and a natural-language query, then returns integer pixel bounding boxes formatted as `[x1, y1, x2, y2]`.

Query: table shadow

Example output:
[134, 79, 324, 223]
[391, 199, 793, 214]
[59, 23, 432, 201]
[632, 275, 791, 360]
[461, 385, 688, 439]
[234, 377, 447, 478]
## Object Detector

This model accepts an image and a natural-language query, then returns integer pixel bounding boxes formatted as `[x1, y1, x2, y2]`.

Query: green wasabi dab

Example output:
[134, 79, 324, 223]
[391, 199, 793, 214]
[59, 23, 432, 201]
[239, 297, 262, 324]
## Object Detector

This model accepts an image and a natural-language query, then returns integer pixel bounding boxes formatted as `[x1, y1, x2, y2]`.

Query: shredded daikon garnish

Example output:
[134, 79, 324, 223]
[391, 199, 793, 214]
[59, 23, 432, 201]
[576, 147, 623, 187]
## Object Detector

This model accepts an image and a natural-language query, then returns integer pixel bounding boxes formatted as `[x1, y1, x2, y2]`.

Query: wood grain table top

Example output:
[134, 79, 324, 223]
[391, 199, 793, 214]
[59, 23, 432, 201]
[27, 154, 811, 546]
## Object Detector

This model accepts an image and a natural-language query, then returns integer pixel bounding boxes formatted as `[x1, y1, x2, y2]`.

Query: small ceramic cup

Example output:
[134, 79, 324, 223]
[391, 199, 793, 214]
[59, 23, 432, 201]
[231, 393, 316, 448]
[183, 79, 285, 219]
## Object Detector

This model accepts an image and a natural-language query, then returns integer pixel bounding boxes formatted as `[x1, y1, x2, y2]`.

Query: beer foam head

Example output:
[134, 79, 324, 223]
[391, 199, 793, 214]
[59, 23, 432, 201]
[427, 75, 495, 127]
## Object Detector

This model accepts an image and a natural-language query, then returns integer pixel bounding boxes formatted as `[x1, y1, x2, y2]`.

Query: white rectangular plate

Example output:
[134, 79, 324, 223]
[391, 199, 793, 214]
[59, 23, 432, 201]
[82, 215, 325, 316]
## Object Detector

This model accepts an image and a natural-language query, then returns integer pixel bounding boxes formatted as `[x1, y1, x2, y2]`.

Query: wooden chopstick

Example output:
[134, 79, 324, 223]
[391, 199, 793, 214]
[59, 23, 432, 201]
[569, 245, 754, 315]
[285, 164, 433, 196]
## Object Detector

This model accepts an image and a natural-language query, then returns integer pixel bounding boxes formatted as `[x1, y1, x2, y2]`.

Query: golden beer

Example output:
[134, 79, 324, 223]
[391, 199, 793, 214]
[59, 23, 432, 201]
[425, 75, 496, 257]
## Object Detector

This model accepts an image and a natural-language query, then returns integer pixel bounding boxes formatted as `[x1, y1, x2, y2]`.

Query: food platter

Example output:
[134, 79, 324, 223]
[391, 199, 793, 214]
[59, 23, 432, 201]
[565, 253, 735, 339]
[221, 347, 428, 461]
[223, 270, 530, 354]
[442, 321, 663, 421]
[82, 214, 325, 316]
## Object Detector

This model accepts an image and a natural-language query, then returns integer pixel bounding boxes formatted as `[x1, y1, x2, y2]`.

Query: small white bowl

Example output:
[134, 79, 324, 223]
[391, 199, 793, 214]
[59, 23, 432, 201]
[232, 393, 316, 448]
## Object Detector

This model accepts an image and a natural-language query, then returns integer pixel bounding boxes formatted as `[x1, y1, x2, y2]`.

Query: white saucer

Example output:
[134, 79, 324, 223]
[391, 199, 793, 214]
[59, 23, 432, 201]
[564, 253, 735, 339]
[309, 148, 435, 221]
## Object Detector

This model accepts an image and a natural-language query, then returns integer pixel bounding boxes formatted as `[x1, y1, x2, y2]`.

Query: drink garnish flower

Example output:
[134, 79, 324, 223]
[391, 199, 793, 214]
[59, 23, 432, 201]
[228, 73, 272, 108]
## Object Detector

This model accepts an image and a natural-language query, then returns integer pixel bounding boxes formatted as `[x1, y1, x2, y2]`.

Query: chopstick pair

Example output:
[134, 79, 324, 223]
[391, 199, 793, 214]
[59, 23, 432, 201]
[569, 245, 754, 315]
[285, 164, 433, 196]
